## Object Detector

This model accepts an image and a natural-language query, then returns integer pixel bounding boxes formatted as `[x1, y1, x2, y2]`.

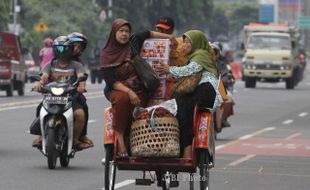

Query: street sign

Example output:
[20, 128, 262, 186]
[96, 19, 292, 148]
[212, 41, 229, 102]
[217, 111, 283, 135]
[299, 16, 310, 29]
[259, 4, 275, 23]
[34, 22, 48, 32]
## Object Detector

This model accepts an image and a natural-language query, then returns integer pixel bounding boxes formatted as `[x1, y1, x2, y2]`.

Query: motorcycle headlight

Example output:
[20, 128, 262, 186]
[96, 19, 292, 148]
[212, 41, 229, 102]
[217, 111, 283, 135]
[51, 87, 65, 96]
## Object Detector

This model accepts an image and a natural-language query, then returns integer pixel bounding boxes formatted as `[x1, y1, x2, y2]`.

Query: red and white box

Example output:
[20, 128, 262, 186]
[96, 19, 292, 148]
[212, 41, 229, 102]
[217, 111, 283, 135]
[140, 39, 170, 60]
[151, 78, 166, 99]
[140, 39, 170, 99]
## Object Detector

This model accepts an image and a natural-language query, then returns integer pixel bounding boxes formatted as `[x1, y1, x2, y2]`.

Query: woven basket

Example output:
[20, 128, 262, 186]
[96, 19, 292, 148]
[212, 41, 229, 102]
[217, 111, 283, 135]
[130, 116, 180, 157]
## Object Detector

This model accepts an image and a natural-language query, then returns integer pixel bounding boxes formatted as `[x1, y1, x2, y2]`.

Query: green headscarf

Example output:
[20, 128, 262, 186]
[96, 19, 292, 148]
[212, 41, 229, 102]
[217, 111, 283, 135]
[183, 30, 218, 77]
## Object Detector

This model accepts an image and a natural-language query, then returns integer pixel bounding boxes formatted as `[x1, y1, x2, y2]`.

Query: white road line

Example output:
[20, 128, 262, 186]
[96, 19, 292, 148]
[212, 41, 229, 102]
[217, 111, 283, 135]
[102, 180, 135, 190]
[282, 119, 294, 125]
[228, 154, 256, 166]
[298, 112, 308, 117]
[216, 127, 276, 151]
[88, 119, 97, 124]
[0, 94, 104, 112]
[239, 127, 276, 140]
[285, 133, 301, 140]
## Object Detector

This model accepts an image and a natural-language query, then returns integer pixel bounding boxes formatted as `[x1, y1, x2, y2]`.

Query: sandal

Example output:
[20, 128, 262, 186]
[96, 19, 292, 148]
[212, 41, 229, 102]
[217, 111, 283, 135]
[32, 136, 42, 148]
[80, 136, 94, 146]
[74, 142, 93, 151]
[117, 151, 129, 158]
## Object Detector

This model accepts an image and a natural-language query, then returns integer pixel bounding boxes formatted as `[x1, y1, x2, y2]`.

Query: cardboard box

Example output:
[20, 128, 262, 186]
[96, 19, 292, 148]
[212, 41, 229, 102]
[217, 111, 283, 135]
[151, 78, 166, 99]
[140, 39, 170, 60]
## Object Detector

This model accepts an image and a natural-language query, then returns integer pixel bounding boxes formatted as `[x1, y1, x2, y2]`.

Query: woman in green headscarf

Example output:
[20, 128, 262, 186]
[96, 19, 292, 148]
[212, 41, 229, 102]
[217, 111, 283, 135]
[158, 30, 222, 158]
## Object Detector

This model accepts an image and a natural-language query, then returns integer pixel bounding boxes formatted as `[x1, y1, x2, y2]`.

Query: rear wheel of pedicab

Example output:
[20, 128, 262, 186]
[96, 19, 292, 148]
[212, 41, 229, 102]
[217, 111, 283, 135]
[47, 128, 57, 169]
[162, 172, 170, 190]
[198, 149, 210, 190]
[104, 144, 116, 190]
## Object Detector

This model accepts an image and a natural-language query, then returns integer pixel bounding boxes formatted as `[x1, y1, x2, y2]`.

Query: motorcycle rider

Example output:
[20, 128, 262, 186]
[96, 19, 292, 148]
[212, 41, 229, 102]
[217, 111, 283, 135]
[211, 42, 234, 129]
[33, 36, 92, 151]
[39, 37, 54, 69]
[67, 32, 93, 147]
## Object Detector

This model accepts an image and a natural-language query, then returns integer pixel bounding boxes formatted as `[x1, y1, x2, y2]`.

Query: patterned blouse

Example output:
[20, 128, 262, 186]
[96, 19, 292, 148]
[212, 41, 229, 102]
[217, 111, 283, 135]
[169, 61, 223, 110]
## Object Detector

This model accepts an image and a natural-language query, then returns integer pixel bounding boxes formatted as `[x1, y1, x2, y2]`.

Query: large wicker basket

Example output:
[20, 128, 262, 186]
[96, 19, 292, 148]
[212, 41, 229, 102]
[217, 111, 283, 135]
[130, 116, 180, 157]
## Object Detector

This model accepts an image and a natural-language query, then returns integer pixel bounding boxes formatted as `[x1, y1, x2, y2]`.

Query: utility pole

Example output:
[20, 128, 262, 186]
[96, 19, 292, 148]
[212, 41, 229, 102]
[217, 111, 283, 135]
[304, 0, 310, 50]
[108, 0, 113, 18]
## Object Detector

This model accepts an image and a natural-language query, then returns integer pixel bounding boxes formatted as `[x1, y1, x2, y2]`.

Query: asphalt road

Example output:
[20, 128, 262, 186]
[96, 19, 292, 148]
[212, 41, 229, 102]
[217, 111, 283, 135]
[0, 67, 310, 190]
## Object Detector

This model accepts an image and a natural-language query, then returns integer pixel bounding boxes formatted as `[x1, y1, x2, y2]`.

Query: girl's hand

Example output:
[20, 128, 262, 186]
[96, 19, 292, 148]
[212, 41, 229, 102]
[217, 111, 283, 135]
[170, 36, 178, 50]
[157, 63, 170, 75]
[127, 90, 141, 106]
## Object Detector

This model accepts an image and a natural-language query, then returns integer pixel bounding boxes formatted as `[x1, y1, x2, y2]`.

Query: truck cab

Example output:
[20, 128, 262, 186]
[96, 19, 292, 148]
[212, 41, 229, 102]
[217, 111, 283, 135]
[0, 32, 27, 96]
[242, 23, 300, 89]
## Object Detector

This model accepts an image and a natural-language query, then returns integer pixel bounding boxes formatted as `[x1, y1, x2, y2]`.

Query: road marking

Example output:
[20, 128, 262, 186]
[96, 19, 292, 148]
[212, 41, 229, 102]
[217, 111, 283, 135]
[285, 133, 301, 140]
[0, 91, 103, 108]
[258, 166, 263, 173]
[239, 127, 276, 140]
[298, 112, 308, 117]
[0, 93, 104, 112]
[88, 119, 96, 124]
[228, 154, 256, 166]
[102, 180, 135, 190]
[282, 119, 293, 125]
[216, 127, 276, 151]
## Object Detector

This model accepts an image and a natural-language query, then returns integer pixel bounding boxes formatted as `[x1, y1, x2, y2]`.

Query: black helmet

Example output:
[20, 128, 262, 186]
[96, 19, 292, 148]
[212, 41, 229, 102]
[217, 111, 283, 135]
[53, 36, 73, 61]
[68, 32, 88, 52]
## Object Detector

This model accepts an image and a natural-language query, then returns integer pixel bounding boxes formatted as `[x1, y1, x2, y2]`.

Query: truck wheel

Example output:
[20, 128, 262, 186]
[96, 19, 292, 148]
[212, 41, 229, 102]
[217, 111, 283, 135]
[6, 83, 13, 97]
[17, 81, 25, 96]
[286, 77, 295, 89]
[245, 77, 256, 88]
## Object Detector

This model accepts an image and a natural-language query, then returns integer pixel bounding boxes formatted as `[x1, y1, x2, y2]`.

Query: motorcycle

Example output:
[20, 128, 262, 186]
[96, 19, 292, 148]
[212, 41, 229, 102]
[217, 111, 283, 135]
[214, 64, 235, 138]
[30, 74, 88, 169]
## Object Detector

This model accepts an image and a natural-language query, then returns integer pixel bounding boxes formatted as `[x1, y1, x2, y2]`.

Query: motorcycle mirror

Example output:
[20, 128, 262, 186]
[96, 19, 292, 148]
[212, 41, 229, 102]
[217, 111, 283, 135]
[29, 75, 41, 82]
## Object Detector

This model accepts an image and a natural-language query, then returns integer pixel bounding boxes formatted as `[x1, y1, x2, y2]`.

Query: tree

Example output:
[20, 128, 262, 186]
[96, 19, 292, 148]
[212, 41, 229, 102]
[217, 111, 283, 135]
[19, 0, 108, 61]
[229, 5, 258, 37]
[0, 0, 11, 31]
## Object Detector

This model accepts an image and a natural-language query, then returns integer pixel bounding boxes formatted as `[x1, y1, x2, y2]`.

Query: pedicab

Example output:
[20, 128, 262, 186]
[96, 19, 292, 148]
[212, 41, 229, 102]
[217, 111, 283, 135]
[103, 101, 215, 190]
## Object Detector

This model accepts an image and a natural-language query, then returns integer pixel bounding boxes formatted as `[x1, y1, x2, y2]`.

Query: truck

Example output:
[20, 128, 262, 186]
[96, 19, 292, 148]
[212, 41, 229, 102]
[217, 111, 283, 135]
[0, 32, 27, 96]
[242, 23, 301, 89]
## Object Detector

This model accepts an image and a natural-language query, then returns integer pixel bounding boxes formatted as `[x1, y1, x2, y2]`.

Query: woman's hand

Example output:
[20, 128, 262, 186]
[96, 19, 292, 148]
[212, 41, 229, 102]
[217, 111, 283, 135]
[169, 36, 178, 50]
[127, 90, 141, 106]
[157, 63, 170, 75]
[33, 81, 42, 92]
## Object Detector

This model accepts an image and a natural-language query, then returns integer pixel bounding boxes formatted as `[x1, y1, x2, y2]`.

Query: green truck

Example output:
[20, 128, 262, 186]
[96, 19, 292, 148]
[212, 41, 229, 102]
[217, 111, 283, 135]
[242, 23, 301, 89]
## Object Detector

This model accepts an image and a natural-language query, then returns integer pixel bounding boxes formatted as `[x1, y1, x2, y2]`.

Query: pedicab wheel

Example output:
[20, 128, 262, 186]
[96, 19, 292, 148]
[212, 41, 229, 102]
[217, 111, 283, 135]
[162, 172, 170, 190]
[59, 139, 70, 167]
[198, 149, 210, 190]
[47, 128, 57, 169]
[104, 144, 116, 190]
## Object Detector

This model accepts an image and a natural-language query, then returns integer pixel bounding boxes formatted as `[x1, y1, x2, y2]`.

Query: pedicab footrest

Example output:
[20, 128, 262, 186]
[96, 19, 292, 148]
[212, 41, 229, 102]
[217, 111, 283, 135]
[116, 157, 196, 173]
[130, 116, 180, 157]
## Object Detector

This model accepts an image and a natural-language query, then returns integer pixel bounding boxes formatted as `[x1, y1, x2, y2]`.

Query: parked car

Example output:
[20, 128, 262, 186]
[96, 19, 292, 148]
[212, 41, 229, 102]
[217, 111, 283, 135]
[0, 31, 27, 96]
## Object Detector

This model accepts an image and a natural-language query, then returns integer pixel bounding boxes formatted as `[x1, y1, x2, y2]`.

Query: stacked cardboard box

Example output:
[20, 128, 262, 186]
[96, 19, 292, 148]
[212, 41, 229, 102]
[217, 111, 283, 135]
[140, 39, 170, 99]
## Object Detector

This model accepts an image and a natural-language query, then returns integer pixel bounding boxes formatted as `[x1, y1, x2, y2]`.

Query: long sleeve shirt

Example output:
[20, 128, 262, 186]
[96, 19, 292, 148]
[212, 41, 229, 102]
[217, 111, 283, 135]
[169, 61, 223, 109]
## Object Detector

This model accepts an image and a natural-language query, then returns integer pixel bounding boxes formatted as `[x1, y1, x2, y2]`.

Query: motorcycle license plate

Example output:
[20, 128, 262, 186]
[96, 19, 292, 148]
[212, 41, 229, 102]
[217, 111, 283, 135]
[45, 96, 68, 104]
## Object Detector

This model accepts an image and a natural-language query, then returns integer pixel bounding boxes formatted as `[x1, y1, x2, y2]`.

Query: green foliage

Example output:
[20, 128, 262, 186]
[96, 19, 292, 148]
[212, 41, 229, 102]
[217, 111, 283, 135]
[100, 0, 213, 35]
[0, 0, 11, 31]
[19, 0, 109, 60]
[209, 2, 259, 40]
